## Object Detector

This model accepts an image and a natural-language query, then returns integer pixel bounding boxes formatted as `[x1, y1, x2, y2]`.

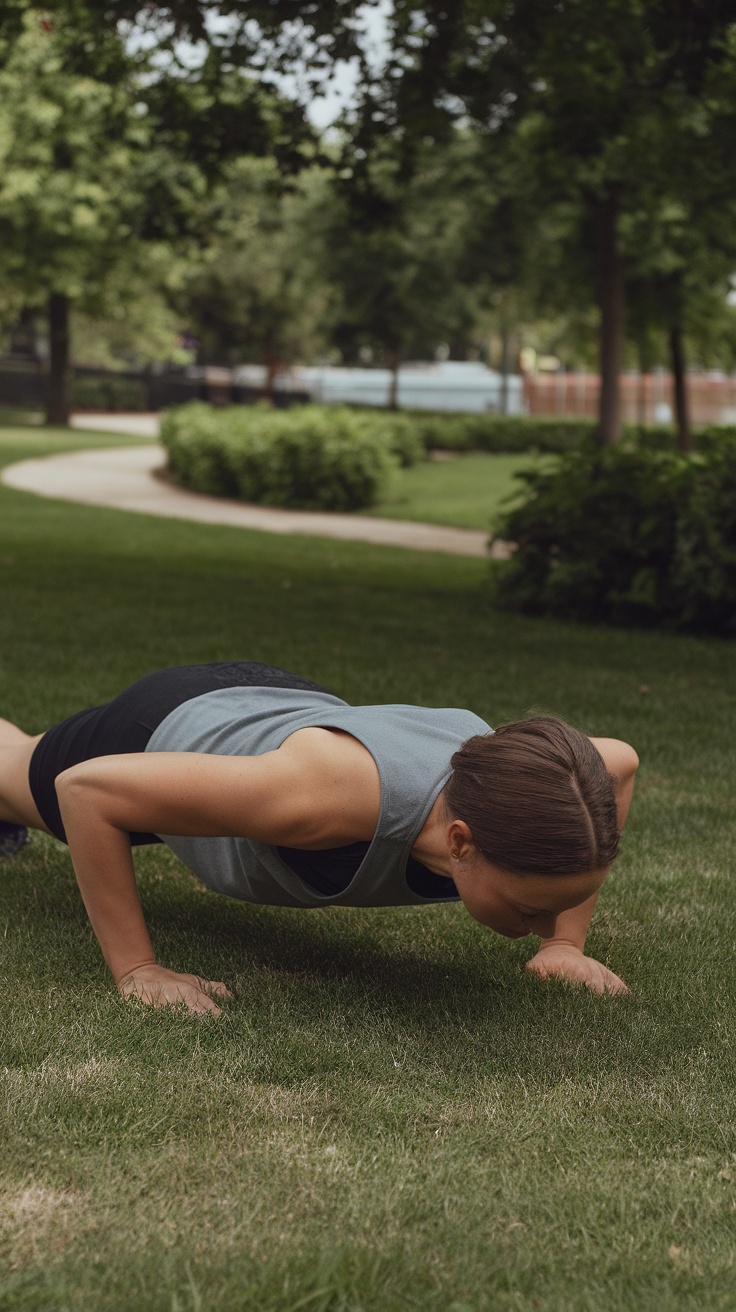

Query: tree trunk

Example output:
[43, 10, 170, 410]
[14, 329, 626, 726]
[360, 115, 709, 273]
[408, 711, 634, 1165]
[636, 336, 649, 426]
[387, 354, 400, 410]
[669, 324, 692, 452]
[595, 193, 625, 446]
[263, 328, 279, 405]
[46, 292, 71, 426]
[499, 328, 511, 415]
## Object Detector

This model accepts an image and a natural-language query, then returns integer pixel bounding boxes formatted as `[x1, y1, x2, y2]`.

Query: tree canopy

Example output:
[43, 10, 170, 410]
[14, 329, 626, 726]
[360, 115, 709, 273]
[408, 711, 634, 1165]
[1, 0, 735, 438]
[0, 4, 312, 420]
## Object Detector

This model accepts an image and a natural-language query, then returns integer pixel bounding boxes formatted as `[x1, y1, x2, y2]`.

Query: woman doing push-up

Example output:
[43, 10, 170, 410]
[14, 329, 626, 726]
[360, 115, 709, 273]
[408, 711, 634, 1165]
[0, 661, 639, 1014]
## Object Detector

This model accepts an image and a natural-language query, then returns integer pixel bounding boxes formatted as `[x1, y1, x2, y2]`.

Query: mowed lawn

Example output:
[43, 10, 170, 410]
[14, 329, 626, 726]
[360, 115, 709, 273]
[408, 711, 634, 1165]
[1, 425, 736, 1312]
[365, 451, 543, 530]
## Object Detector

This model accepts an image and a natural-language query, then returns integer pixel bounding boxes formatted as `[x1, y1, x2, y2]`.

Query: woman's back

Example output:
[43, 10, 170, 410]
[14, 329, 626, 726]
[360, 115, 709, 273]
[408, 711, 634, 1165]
[146, 685, 490, 907]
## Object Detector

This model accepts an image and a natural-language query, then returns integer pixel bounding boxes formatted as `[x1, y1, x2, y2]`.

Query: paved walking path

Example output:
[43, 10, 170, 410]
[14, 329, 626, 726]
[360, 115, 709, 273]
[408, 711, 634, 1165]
[71, 411, 162, 438]
[3, 427, 500, 558]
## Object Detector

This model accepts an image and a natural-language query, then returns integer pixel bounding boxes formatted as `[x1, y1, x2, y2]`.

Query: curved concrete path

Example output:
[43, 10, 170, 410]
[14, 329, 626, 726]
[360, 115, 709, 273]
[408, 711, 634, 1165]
[2, 442, 500, 559]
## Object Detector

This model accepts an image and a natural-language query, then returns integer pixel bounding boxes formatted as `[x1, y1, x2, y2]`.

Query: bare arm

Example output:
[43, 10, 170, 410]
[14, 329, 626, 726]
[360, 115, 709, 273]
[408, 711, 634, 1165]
[54, 786, 227, 1013]
[526, 737, 639, 995]
[56, 730, 381, 1013]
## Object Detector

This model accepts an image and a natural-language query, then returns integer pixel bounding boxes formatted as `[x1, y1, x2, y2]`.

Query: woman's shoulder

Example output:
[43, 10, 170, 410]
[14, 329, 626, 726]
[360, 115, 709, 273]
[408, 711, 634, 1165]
[346, 702, 491, 734]
[589, 737, 640, 779]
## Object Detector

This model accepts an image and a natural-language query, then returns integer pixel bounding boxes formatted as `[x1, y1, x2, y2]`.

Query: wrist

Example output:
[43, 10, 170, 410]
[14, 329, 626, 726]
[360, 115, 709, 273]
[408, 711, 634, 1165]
[537, 937, 585, 954]
[114, 957, 158, 988]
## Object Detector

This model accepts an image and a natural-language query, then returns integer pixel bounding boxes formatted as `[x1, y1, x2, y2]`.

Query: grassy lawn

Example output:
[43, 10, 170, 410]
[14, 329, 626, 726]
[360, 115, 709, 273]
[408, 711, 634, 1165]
[365, 451, 548, 530]
[1, 424, 736, 1311]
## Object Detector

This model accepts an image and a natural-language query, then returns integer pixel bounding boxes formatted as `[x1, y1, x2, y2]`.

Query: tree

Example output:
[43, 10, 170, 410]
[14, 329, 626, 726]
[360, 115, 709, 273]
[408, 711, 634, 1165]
[353, 0, 736, 443]
[179, 158, 334, 388]
[0, 6, 311, 422]
[0, 11, 153, 420]
[621, 32, 736, 450]
[323, 135, 479, 406]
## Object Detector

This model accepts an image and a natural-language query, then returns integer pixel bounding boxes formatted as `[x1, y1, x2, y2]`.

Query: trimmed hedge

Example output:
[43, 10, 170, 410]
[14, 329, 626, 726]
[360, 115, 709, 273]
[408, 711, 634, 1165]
[490, 437, 736, 635]
[353, 409, 685, 455]
[161, 403, 400, 512]
[411, 413, 598, 453]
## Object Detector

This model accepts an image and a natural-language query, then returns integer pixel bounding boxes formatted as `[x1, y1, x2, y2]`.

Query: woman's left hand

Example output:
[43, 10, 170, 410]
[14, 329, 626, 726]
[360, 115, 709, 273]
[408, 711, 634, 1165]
[118, 963, 233, 1014]
[525, 942, 629, 996]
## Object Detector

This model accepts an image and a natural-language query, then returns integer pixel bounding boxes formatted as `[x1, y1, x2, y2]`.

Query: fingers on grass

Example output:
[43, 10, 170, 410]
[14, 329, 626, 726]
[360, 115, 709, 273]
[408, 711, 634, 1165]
[525, 960, 550, 980]
[175, 982, 224, 1015]
[198, 978, 233, 999]
[123, 982, 223, 1017]
[586, 970, 629, 997]
[188, 992, 223, 1017]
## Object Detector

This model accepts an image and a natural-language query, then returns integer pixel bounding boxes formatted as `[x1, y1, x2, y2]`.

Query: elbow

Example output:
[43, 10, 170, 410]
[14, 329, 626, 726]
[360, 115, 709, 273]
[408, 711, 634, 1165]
[56, 763, 86, 794]
[622, 742, 640, 780]
[610, 739, 639, 784]
[55, 762, 96, 812]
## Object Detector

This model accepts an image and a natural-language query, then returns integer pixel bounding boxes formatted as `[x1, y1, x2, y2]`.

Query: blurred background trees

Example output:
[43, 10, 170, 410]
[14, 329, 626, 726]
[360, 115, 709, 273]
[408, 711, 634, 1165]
[179, 159, 335, 386]
[1, 0, 735, 437]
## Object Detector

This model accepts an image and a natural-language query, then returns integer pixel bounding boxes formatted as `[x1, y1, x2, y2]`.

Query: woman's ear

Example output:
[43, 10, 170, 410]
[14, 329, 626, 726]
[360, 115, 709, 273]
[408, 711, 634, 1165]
[447, 819, 475, 862]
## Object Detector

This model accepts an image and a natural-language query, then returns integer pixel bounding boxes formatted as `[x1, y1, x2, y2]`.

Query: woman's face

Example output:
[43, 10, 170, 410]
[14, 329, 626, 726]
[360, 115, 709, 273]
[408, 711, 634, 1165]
[452, 846, 605, 940]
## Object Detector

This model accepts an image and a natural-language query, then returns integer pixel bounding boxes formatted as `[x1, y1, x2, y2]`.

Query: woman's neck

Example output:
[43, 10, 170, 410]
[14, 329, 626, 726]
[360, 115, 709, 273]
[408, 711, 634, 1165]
[410, 794, 453, 877]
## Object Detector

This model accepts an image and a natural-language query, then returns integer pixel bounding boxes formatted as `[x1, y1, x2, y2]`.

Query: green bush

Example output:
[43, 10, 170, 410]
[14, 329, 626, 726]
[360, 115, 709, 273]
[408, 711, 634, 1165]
[670, 441, 736, 633]
[162, 403, 240, 498]
[411, 413, 598, 453]
[490, 438, 736, 635]
[375, 411, 678, 455]
[696, 424, 736, 452]
[161, 403, 398, 512]
[363, 411, 424, 467]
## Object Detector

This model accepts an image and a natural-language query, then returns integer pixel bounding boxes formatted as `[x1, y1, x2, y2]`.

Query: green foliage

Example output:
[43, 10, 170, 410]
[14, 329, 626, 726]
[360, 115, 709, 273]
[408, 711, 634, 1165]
[181, 159, 334, 371]
[491, 440, 736, 634]
[161, 402, 400, 511]
[324, 136, 480, 374]
[69, 261, 195, 370]
[0, 13, 134, 298]
[670, 441, 736, 634]
[373, 1, 736, 439]
[697, 424, 736, 451]
[411, 413, 597, 453]
[372, 411, 678, 456]
[367, 410, 424, 467]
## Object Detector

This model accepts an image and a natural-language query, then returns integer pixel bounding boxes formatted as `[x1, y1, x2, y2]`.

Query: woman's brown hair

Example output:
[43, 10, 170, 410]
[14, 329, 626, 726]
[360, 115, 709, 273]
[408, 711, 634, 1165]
[444, 715, 619, 877]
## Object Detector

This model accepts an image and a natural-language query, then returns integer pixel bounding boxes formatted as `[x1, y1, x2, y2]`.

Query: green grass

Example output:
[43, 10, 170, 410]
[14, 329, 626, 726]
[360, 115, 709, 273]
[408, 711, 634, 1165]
[0, 421, 152, 470]
[1, 424, 736, 1311]
[365, 452, 549, 530]
[0, 408, 45, 428]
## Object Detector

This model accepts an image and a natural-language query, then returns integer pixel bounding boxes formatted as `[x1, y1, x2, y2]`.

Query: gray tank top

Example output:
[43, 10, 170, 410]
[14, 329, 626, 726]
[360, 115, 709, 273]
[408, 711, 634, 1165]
[145, 687, 491, 908]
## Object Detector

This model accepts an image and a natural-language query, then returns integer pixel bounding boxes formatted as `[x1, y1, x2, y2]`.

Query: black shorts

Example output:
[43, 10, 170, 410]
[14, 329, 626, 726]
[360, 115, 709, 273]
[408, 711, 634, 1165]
[28, 662, 331, 845]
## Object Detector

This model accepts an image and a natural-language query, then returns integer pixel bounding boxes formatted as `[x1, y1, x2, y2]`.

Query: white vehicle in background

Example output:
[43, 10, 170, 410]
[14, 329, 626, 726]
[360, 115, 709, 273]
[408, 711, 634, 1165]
[231, 360, 524, 415]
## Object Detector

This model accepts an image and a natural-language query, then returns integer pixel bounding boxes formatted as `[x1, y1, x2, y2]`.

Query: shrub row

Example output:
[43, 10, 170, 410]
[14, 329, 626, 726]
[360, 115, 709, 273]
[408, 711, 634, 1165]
[490, 438, 736, 635]
[408, 412, 598, 453]
[160, 403, 405, 512]
[405, 412, 735, 454]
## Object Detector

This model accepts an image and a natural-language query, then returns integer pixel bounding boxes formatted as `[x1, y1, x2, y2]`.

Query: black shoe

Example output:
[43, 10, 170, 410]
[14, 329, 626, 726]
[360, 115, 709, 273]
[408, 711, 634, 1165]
[0, 821, 30, 857]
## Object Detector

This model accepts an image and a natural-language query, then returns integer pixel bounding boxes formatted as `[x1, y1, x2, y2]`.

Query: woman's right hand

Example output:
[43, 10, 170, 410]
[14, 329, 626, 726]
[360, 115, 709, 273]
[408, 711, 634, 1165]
[117, 964, 233, 1015]
[525, 942, 629, 995]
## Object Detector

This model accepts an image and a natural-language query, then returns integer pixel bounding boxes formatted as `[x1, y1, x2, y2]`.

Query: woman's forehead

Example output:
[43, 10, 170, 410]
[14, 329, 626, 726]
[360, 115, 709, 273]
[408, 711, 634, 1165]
[490, 864, 605, 910]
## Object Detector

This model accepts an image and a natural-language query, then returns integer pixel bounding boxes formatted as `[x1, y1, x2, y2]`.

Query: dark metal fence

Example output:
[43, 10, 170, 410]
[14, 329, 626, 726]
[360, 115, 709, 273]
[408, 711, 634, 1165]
[0, 360, 310, 413]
